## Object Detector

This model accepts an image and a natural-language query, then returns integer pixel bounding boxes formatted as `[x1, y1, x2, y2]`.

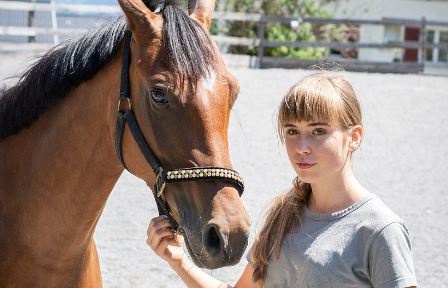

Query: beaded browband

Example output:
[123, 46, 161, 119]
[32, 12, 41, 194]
[164, 167, 244, 194]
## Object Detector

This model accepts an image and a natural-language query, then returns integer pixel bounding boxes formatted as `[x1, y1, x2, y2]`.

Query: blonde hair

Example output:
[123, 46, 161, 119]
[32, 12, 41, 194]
[251, 72, 363, 283]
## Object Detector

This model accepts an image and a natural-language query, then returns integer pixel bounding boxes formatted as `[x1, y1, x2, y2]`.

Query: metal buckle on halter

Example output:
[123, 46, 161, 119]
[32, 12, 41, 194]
[117, 97, 132, 112]
[155, 167, 166, 197]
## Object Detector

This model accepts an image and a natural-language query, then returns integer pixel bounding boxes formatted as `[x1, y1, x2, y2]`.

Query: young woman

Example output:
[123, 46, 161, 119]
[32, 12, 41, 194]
[146, 72, 417, 287]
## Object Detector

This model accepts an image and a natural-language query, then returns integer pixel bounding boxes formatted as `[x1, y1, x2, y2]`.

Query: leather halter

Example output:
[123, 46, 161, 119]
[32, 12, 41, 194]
[115, 31, 245, 231]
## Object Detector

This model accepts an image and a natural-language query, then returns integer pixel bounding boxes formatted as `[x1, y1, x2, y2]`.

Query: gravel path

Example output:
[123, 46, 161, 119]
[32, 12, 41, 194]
[1, 52, 447, 287]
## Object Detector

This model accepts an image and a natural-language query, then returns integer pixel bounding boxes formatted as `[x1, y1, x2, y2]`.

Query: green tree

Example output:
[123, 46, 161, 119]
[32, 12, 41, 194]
[214, 0, 342, 59]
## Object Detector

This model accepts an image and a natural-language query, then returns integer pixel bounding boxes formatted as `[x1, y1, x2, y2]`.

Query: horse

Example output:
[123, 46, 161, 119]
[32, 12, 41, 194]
[0, 0, 251, 286]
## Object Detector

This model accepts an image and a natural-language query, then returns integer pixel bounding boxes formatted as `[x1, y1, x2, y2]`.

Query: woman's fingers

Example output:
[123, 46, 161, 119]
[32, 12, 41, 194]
[147, 216, 185, 265]
[148, 226, 176, 250]
[147, 217, 174, 246]
[158, 236, 185, 263]
[148, 215, 173, 234]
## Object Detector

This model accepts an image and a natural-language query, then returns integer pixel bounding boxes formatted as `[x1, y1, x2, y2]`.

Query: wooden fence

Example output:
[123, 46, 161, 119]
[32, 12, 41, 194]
[213, 12, 448, 73]
[1, 1, 448, 73]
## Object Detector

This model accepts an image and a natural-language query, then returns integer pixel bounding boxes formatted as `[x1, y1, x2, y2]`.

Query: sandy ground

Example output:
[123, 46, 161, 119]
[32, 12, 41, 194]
[1, 51, 448, 287]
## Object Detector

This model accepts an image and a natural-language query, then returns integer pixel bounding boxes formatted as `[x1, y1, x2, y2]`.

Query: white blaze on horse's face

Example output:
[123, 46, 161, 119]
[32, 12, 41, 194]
[197, 70, 217, 107]
[202, 70, 217, 94]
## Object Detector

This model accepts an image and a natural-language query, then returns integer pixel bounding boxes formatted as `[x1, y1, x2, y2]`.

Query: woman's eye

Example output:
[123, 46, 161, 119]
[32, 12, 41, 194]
[151, 90, 169, 104]
[312, 128, 326, 135]
[286, 129, 299, 136]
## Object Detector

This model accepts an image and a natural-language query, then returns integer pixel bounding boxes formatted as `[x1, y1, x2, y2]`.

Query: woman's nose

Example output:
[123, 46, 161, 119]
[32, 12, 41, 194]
[296, 138, 311, 154]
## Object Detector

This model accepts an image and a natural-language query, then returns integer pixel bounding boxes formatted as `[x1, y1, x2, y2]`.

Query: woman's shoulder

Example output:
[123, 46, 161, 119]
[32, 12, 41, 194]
[354, 193, 408, 238]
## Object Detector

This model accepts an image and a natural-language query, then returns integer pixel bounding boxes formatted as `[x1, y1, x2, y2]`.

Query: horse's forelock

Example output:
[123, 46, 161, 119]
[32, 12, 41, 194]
[161, 4, 216, 91]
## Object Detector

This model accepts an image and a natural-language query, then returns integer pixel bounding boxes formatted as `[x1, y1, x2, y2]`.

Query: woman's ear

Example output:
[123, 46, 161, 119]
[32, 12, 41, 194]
[350, 125, 363, 152]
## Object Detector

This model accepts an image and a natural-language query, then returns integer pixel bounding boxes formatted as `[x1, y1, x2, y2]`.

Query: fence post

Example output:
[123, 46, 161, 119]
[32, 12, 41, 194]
[51, 0, 59, 45]
[419, 16, 426, 65]
[216, 0, 227, 53]
[256, 13, 265, 68]
[27, 0, 36, 43]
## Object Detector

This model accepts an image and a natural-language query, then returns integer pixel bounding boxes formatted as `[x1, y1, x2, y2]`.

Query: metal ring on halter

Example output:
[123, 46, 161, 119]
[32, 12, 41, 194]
[174, 226, 184, 236]
[117, 98, 132, 112]
[155, 167, 166, 197]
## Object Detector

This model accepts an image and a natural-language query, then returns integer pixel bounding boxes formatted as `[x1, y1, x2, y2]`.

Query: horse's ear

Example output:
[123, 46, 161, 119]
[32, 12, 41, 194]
[118, 0, 162, 39]
[189, 0, 216, 30]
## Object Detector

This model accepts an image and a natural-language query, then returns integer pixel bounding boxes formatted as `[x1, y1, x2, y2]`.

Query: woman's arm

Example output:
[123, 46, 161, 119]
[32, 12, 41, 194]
[147, 216, 258, 288]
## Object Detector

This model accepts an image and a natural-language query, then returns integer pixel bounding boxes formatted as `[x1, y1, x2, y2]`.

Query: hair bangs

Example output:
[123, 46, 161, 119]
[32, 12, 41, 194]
[278, 73, 360, 141]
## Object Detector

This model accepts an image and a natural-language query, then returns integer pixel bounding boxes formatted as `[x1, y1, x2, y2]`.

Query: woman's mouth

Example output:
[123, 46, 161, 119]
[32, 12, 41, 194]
[296, 162, 315, 170]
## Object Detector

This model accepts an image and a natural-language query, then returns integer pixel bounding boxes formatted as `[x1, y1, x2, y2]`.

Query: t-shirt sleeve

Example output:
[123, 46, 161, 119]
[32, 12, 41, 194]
[246, 245, 254, 265]
[368, 222, 417, 288]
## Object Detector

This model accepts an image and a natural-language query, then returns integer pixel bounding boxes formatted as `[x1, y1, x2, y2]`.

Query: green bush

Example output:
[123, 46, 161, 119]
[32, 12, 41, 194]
[215, 0, 340, 60]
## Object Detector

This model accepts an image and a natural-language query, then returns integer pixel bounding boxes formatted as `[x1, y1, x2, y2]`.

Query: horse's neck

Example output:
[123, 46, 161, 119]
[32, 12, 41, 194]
[0, 54, 123, 262]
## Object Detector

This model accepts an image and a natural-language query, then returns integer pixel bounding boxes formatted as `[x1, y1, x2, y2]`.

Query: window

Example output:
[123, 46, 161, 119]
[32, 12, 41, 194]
[425, 30, 434, 61]
[438, 31, 448, 62]
[425, 29, 448, 64]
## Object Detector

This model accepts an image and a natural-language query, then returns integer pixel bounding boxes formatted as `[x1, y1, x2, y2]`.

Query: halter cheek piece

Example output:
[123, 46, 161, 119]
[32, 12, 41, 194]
[115, 30, 245, 232]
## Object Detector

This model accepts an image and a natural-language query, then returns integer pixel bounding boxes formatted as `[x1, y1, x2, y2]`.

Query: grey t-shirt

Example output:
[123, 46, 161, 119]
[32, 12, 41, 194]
[248, 193, 417, 288]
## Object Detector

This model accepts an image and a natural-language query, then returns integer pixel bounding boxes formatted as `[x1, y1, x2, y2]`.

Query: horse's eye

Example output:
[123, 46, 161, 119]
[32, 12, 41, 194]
[151, 90, 169, 105]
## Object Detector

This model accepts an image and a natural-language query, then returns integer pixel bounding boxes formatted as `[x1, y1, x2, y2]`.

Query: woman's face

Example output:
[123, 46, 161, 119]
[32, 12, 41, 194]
[282, 118, 352, 184]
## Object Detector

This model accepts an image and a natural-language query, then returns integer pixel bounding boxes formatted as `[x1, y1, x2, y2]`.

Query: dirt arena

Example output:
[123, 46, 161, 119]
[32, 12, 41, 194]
[1, 51, 447, 287]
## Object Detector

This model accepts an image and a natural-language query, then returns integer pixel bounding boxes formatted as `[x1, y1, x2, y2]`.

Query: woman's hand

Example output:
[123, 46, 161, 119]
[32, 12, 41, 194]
[146, 215, 186, 268]
[147, 216, 250, 288]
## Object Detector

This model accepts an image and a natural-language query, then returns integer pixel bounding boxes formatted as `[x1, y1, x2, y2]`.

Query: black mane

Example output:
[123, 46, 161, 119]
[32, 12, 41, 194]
[0, 3, 215, 140]
[0, 18, 126, 139]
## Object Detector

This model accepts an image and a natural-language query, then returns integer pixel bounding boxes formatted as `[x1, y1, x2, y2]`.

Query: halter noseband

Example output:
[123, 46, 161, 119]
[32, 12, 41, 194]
[115, 30, 245, 231]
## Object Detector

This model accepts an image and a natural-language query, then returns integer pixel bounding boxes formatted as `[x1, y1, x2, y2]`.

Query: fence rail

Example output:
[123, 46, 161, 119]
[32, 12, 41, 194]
[1, 1, 447, 73]
[0, 1, 121, 14]
[0, 26, 88, 37]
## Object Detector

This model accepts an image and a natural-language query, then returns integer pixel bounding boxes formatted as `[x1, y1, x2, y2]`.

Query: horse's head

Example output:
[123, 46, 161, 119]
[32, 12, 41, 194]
[117, 0, 251, 269]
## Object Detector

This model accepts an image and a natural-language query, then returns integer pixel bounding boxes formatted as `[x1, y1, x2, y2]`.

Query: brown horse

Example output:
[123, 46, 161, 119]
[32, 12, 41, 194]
[0, 0, 251, 287]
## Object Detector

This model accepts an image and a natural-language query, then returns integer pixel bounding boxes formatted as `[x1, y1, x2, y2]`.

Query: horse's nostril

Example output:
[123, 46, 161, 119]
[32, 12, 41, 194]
[203, 224, 222, 257]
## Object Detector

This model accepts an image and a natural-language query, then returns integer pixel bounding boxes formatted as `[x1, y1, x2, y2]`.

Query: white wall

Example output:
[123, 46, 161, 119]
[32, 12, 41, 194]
[330, 0, 448, 21]
[325, 0, 448, 62]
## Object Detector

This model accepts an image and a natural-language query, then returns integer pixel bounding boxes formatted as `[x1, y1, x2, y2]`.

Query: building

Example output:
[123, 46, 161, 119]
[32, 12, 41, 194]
[328, 0, 448, 72]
